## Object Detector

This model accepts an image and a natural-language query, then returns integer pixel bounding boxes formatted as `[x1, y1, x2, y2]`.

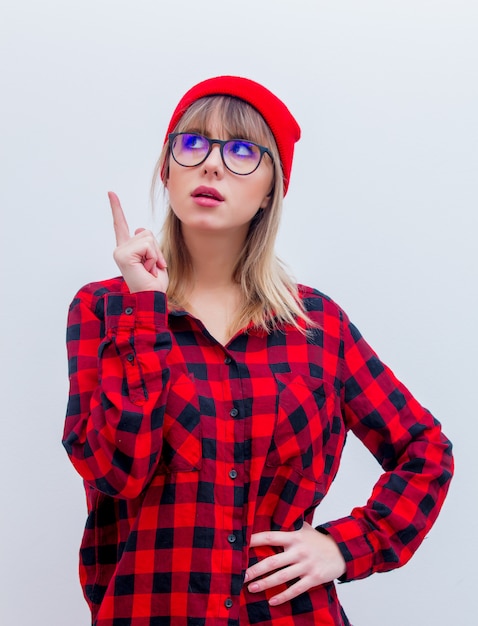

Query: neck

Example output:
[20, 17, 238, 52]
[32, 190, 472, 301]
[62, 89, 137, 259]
[179, 227, 247, 343]
[182, 226, 247, 290]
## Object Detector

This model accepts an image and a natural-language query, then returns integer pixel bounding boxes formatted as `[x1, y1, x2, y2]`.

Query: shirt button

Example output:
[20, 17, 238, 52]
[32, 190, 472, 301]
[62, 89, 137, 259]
[126, 354, 134, 363]
[224, 356, 232, 365]
[229, 469, 238, 479]
[124, 307, 134, 315]
[227, 534, 237, 544]
[230, 408, 238, 418]
[224, 598, 233, 609]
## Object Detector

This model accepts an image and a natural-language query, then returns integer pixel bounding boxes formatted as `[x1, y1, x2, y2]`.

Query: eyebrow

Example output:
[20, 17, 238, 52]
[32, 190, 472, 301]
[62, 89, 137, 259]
[182, 129, 261, 144]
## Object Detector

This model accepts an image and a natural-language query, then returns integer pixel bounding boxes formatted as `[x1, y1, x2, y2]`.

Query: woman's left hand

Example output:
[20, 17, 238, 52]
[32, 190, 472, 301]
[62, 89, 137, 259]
[245, 522, 347, 606]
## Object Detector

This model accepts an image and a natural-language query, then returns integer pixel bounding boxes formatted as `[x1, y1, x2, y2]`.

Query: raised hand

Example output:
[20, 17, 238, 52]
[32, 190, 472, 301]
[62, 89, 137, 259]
[244, 522, 346, 606]
[109, 191, 169, 293]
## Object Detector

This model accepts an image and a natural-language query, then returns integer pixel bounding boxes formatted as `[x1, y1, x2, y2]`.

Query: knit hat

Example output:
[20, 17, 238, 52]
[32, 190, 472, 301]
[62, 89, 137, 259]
[164, 75, 301, 195]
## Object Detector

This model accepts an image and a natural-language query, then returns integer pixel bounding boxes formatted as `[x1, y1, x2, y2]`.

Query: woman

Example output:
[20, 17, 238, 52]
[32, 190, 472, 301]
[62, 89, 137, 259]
[63, 75, 453, 625]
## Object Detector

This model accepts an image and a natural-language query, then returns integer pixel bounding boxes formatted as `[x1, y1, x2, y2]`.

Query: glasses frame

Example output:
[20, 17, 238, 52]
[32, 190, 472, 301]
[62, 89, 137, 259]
[168, 132, 273, 176]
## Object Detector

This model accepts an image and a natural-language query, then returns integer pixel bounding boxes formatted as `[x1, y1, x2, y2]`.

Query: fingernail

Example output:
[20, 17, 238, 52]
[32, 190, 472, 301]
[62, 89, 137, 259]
[249, 583, 259, 592]
[244, 573, 249, 582]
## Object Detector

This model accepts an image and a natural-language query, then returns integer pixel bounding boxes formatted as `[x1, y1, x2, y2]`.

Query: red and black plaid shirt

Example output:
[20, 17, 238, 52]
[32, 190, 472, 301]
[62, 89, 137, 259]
[63, 277, 453, 626]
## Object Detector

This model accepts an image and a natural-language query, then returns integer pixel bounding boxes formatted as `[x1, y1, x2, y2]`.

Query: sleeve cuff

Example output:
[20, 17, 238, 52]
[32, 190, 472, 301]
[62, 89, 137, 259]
[104, 291, 168, 333]
[317, 515, 380, 581]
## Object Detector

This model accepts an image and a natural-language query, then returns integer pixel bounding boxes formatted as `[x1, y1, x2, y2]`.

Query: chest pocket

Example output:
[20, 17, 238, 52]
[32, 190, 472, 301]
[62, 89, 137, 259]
[266, 373, 337, 482]
[157, 372, 202, 473]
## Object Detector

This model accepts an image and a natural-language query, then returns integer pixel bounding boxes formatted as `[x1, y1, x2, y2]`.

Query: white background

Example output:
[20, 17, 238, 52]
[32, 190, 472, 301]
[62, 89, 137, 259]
[0, 1, 476, 624]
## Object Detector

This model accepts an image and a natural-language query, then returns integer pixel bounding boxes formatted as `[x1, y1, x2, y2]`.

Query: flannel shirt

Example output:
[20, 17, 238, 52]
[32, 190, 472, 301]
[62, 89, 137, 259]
[63, 277, 453, 626]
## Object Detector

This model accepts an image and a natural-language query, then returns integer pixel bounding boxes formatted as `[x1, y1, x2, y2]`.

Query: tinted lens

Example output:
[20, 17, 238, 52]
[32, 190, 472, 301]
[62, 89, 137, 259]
[223, 140, 261, 174]
[171, 133, 209, 166]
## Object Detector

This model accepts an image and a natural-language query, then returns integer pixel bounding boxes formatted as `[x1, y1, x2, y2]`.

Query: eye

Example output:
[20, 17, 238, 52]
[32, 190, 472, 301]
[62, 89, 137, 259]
[181, 133, 208, 151]
[227, 140, 258, 159]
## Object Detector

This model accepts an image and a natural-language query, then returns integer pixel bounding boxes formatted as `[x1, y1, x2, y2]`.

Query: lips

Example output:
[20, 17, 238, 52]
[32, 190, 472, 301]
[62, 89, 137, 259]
[191, 186, 224, 201]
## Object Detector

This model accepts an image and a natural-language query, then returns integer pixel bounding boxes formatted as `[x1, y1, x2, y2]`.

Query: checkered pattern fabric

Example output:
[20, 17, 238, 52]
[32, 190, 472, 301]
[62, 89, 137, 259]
[63, 277, 453, 625]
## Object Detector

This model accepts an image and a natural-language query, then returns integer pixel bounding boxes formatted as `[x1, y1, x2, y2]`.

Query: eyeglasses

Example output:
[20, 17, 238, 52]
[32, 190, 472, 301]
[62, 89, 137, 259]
[169, 132, 273, 175]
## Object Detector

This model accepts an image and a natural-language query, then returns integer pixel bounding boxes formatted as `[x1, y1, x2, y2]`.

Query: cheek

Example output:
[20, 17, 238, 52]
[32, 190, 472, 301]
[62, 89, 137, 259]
[252, 170, 274, 206]
[166, 165, 186, 202]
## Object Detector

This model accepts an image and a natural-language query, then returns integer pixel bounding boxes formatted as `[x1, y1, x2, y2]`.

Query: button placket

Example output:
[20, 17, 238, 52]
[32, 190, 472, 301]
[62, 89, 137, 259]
[219, 351, 241, 617]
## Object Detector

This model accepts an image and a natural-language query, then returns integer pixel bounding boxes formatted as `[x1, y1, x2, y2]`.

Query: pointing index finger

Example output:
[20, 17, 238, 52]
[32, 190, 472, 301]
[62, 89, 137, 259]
[108, 191, 130, 245]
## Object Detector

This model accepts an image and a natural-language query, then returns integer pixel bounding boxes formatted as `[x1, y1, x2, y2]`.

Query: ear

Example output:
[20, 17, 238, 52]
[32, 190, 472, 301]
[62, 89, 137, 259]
[260, 192, 272, 209]
[260, 175, 275, 209]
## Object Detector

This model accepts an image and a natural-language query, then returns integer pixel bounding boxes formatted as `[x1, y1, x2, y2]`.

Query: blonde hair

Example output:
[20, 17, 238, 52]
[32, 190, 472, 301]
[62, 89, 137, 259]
[151, 96, 312, 335]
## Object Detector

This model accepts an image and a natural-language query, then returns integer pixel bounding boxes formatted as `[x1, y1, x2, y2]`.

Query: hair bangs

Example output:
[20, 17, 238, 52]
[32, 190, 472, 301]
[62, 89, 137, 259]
[174, 96, 276, 150]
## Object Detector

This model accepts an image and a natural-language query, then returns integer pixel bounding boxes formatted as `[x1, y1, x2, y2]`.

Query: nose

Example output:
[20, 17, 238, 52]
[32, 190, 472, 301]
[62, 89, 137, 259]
[202, 144, 224, 176]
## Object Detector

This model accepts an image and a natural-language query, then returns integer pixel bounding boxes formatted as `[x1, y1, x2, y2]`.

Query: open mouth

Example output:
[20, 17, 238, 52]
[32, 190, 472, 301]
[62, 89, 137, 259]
[192, 186, 224, 201]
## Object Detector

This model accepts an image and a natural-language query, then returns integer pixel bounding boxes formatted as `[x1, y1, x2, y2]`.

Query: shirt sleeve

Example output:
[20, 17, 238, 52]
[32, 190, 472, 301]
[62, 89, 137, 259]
[62, 284, 172, 499]
[318, 310, 454, 581]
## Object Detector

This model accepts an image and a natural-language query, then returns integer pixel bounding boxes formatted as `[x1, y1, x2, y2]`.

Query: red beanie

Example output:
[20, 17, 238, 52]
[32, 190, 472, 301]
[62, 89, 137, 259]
[164, 75, 301, 196]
